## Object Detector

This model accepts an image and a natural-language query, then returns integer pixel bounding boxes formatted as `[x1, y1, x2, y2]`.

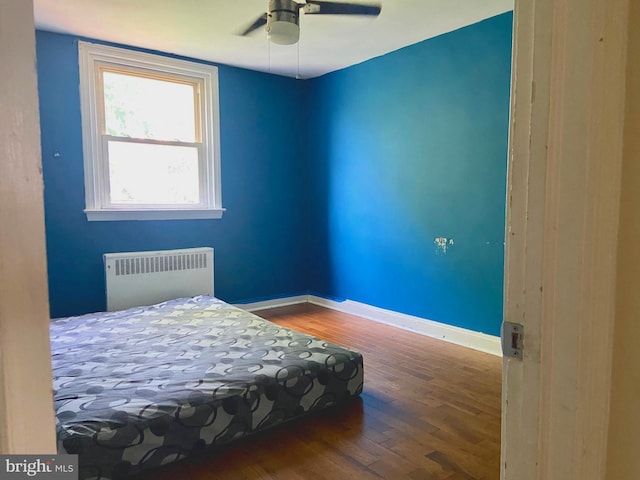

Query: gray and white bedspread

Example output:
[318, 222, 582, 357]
[51, 296, 364, 479]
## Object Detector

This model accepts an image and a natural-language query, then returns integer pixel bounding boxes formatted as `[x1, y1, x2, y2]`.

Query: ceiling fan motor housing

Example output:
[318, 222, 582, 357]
[267, 0, 300, 45]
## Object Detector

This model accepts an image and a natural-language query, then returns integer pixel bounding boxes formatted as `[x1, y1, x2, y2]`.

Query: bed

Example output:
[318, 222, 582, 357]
[51, 295, 364, 479]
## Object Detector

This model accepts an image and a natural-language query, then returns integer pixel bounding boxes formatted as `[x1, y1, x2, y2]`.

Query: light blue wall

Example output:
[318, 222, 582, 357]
[37, 13, 512, 336]
[306, 13, 513, 335]
[37, 31, 309, 317]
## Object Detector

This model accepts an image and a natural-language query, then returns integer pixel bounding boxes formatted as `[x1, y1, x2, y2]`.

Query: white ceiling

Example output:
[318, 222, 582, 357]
[33, 0, 513, 79]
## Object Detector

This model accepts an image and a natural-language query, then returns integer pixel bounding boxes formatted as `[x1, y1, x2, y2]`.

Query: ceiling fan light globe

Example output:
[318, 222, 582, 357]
[268, 20, 300, 45]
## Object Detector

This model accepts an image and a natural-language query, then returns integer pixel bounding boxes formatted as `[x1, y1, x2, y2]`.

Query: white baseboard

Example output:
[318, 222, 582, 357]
[234, 295, 310, 312]
[236, 295, 502, 357]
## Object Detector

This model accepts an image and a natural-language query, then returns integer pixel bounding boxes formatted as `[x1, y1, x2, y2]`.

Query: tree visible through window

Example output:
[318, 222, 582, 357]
[102, 70, 200, 205]
[79, 42, 223, 221]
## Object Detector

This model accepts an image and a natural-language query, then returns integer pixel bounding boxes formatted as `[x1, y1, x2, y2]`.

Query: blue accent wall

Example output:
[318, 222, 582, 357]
[37, 31, 309, 317]
[37, 12, 512, 336]
[306, 13, 512, 335]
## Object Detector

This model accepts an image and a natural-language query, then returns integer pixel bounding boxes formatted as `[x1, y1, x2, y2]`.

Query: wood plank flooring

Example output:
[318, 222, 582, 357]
[135, 304, 502, 480]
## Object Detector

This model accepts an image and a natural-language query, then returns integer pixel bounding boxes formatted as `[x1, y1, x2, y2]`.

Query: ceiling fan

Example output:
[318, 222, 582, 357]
[239, 0, 382, 46]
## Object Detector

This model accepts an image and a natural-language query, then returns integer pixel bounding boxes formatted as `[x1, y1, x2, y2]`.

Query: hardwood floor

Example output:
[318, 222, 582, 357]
[136, 304, 502, 480]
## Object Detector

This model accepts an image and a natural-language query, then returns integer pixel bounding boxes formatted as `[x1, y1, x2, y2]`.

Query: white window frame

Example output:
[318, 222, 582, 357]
[78, 41, 224, 221]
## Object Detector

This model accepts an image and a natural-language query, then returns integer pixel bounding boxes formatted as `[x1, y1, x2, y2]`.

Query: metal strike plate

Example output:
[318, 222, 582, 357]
[502, 321, 524, 359]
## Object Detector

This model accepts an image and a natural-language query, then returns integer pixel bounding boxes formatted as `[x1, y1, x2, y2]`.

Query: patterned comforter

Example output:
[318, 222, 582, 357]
[51, 296, 364, 479]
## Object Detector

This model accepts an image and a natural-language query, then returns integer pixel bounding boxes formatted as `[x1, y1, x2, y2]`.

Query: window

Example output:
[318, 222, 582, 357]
[78, 42, 223, 221]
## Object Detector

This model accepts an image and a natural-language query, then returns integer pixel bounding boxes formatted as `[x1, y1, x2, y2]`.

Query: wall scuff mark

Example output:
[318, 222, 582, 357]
[434, 237, 455, 254]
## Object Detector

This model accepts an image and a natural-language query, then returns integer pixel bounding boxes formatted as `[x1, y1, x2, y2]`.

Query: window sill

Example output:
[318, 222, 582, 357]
[85, 208, 225, 222]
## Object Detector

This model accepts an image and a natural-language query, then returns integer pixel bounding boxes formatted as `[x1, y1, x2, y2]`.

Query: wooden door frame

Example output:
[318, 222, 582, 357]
[0, 0, 57, 454]
[502, 0, 629, 478]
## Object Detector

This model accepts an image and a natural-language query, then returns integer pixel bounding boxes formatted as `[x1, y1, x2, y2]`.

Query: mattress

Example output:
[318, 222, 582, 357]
[51, 296, 364, 479]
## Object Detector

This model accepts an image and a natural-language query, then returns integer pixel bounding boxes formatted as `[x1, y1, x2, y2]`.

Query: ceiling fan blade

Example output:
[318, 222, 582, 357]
[238, 13, 268, 36]
[303, 1, 381, 16]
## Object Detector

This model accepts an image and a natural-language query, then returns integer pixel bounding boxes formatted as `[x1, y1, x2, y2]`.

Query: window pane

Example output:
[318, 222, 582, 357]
[108, 141, 200, 205]
[103, 71, 197, 142]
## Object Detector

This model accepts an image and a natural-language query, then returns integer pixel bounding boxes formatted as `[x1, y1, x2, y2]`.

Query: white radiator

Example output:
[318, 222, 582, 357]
[104, 247, 214, 311]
